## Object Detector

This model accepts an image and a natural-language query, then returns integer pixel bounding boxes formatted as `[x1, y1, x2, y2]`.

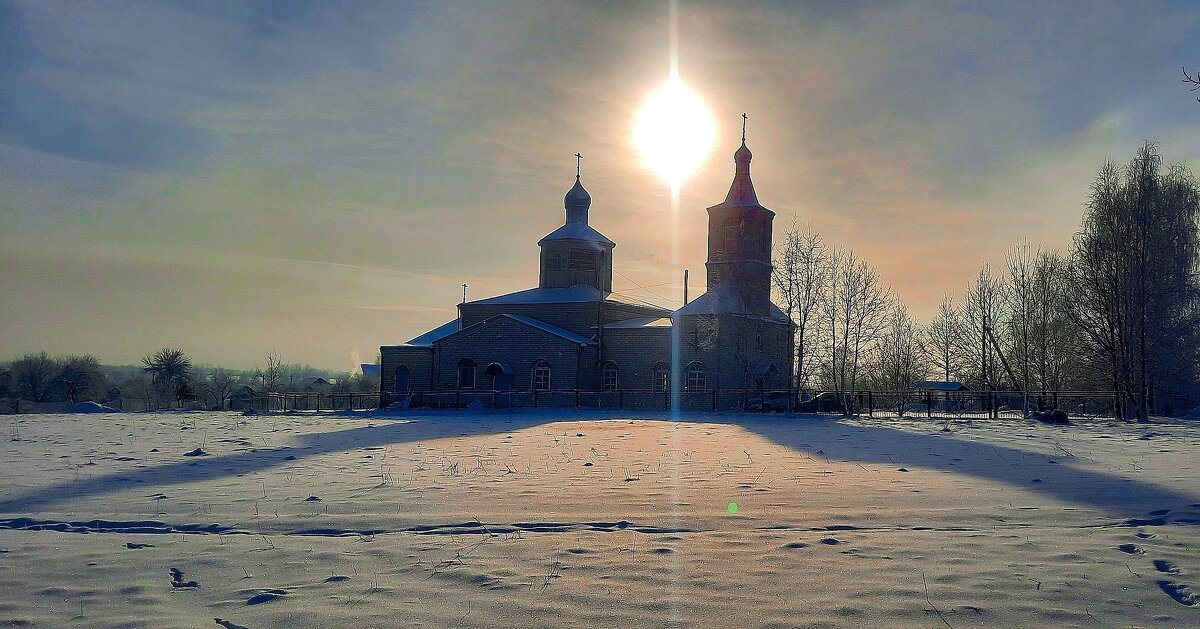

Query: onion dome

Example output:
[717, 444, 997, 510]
[721, 140, 759, 207]
[564, 176, 591, 224]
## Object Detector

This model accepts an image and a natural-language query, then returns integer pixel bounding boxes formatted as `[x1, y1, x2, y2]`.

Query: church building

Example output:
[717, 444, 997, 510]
[379, 132, 794, 409]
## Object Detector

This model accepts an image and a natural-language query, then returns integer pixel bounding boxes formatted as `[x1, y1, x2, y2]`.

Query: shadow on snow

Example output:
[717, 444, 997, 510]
[0, 410, 1195, 521]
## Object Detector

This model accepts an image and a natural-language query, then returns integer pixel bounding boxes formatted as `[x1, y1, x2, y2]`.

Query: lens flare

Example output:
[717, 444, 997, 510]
[635, 78, 715, 187]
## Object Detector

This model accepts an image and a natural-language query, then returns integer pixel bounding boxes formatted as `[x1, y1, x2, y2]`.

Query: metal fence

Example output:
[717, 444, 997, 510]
[2, 389, 1186, 419]
[378, 388, 1157, 420]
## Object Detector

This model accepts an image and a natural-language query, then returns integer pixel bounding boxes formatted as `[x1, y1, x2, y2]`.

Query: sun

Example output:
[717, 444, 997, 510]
[634, 78, 715, 188]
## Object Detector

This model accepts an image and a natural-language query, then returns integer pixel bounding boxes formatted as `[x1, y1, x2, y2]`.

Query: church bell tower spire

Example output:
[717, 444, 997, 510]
[703, 115, 775, 316]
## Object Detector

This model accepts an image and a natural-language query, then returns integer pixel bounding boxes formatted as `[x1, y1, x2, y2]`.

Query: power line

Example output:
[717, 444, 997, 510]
[612, 268, 678, 306]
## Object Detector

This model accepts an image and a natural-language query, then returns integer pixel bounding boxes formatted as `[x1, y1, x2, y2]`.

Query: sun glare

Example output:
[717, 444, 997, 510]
[635, 78, 715, 187]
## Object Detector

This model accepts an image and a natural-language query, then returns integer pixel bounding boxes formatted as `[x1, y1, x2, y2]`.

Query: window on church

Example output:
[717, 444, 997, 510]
[548, 252, 566, 271]
[458, 358, 476, 389]
[724, 225, 739, 256]
[602, 362, 618, 391]
[686, 362, 706, 391]
[653, 363, 669, 392]
[532, 359, 551, 391]
[569, 249, 596, 272]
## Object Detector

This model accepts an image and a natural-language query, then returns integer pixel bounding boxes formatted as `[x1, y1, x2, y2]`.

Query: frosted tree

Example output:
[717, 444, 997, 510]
[55, 355, 104, 404]
[922, 296, 964, 383]
[1068, 142, 1200, 420]
[772, 223, 828, 391]
[11, 352, 58, 402]
[821, 248, 892, 414]
[962, 265, 1010, 417]
[873, 301, 925, 394]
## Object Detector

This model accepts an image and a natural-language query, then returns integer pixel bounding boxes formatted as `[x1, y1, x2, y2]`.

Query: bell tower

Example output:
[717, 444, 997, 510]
[704, 115, 775, 316]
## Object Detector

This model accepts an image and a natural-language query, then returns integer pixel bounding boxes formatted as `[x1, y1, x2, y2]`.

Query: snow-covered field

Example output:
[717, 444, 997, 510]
[0, 409, 1197, 628]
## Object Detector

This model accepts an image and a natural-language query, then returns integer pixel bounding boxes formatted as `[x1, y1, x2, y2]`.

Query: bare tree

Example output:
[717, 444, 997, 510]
[11, 352, 58, 402]
[262, 351, 284, 393]
[1027, 250, 1075, 409]
[208, 369, 235, 410]
[962, 265, 1010, 416]
[1067, 142, 1200, 421]
[1184, 66, 1200, 103]
[922, 296, 964, 383]
[873, 301, 925, 394]
[772, 223, 828, 391]
[56, 355, 104, 403]
[821, 248, 892, 415]
[1005, 240, 1037, 415]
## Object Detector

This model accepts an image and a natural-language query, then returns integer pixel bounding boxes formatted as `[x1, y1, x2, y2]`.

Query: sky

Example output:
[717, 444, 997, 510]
[2, 0, 1199, 372]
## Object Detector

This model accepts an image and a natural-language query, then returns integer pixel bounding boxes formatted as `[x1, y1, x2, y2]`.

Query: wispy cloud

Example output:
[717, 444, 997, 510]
[1, 0, 1198, 367]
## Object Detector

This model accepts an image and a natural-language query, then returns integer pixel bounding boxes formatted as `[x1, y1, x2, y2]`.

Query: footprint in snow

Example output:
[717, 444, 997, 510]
[1154, 560, 1180, 574]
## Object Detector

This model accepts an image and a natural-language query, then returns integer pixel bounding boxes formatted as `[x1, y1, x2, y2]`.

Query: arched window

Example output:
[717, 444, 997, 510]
[483, 363, 511, 391]
[686, 362, 706, 392]
[457, 358, 476, 389]
[394, 364, 410, 393]
[602, 361, 618, 391]
[532, 359, 551, 391]
[653, 362, 670, 392]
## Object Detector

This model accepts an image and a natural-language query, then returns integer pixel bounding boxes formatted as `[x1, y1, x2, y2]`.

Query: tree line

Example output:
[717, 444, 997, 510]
[772, 141, 1200, 422]
[1, 349, 380, 410]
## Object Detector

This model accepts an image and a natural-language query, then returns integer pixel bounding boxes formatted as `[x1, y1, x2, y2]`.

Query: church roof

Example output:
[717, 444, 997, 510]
[405, 319, 460, 346]
[603, 316, 673, 329]
[432, 313, 594, 347]
[466, 284, 664, 310]
[537, 222, 615, 246]
[564, 177, 591, 212]
[503, 314, 595, 345]
[673, 287, 792, 323]
[707, 138, 770, 212]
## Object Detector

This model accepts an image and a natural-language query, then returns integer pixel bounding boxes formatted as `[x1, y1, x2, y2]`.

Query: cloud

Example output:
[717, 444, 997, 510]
[1, 0, 1199, 366]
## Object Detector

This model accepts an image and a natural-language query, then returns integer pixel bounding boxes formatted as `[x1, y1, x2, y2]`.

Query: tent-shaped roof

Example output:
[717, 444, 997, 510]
[466, 284, 668, 311]
[537, 222, 615, 246]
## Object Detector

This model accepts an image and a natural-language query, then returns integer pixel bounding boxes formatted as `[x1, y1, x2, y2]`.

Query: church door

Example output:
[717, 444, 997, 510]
[394, 365, 410, 393]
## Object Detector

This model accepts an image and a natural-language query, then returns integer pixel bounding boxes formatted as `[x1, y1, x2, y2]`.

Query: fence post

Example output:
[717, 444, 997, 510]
[575, 389, 580, 410]
[455, 390, 461, 410]
[619, 389, 623, 410]
[926, 390, 932, 418]
[712, 388, 717, 412]
[534, 389, 539, 409]
[867, 391, 873, 417]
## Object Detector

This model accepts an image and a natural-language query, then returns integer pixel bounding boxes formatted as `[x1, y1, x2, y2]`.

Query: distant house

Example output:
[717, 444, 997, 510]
[914, 381, 969, 391]
[298, 377, 332, 393]
[227, 384, 260, 410]
[360, 364, 380, 377]
[914, 381, 969, 413]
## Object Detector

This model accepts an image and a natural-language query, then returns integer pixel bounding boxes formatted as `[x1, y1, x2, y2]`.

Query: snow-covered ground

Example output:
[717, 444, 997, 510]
[0, 410, 1197, 628]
